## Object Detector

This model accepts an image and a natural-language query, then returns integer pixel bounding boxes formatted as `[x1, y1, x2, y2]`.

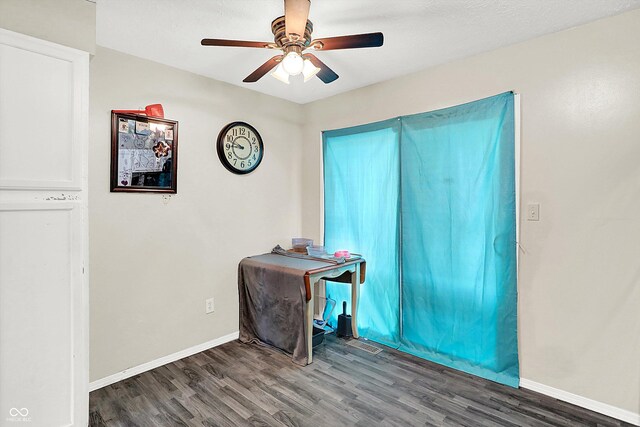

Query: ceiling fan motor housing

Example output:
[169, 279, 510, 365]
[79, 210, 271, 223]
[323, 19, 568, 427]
[271, 16, 313, 49]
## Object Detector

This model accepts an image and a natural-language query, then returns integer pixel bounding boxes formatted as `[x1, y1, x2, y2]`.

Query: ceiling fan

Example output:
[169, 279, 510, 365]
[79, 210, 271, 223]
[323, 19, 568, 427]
[201, 0, 384, 84]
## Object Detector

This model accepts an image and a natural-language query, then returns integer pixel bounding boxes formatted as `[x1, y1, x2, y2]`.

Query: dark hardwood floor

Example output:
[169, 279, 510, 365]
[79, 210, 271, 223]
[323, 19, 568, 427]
[89, 334, 631, 426]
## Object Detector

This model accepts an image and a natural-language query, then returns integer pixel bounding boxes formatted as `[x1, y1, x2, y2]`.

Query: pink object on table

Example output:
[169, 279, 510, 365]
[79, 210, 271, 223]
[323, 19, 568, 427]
[334, 250, 350, 258]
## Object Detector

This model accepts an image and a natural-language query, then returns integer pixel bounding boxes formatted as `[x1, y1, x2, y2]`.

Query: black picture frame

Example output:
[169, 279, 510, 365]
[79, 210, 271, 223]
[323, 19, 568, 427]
[110, 112, 178, 193]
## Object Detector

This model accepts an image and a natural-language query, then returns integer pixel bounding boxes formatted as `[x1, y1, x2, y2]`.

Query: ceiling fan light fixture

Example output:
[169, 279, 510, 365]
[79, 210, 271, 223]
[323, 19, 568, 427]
[302, 58, 320, 82]
[270, 62, 290, 84]
[281, 51, 304, 76]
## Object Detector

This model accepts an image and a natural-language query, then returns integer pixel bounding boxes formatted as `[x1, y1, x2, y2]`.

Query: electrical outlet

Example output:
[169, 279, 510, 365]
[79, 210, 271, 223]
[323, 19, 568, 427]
[205, 298, 214, 314]
[527, 203, 540, 221]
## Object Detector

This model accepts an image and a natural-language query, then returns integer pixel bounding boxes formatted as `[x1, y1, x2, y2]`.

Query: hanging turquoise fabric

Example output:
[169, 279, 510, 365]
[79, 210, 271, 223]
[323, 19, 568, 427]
[323, 119, 401, 347]
[399, 92, 518, 386]
[323, 92, 518, 387]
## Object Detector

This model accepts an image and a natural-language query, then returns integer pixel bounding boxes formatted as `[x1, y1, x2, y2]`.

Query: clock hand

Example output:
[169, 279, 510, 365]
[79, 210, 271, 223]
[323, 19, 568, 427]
[230, 142, 245, 150]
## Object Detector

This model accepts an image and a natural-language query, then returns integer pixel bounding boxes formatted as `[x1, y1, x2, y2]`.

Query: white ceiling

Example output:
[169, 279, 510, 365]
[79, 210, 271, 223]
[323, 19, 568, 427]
[96, 0, 640, 104]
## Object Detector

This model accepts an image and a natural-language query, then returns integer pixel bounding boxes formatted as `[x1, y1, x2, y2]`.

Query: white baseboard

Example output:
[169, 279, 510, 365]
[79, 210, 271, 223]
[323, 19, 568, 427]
[89, 331, 239, 392]
[520, 378, 640, 426]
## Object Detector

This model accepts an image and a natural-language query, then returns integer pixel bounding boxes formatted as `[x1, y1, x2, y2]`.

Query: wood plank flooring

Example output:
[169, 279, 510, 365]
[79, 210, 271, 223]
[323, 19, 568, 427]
[89, 335, 632, 426]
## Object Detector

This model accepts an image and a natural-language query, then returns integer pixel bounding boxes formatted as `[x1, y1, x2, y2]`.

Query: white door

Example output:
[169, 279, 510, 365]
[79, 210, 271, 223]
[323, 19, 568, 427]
[0, 28, 88, 427]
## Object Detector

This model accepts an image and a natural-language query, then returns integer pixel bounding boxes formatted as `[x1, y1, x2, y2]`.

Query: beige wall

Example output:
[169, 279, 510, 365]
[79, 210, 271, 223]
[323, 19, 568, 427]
[89, 47, 304, 381]
[0, 0, 95, 54]
[300, 10, 640, 414]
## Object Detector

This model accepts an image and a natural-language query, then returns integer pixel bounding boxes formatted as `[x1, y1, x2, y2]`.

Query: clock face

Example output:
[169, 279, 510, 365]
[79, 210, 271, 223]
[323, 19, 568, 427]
[216, 122, 264, 174]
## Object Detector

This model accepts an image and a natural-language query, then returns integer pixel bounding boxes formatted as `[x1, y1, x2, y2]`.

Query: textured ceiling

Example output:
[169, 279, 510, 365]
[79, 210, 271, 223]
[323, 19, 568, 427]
[96, 0, 640, 104]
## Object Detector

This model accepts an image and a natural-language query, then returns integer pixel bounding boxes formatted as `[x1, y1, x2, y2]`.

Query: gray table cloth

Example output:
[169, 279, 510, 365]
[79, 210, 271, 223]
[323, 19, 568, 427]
[238, 253, 333, 365]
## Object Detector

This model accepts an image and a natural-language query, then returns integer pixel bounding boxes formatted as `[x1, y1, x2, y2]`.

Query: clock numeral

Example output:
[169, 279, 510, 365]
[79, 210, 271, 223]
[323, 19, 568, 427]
[254, 147, 259, 152]
[252, 137, 256, 143]
[225, 143, 230, 150]
[248, 160, 252, 167]
[227, 152, 232, 159]
[240, 127, 246, 135]
[253, 154, 256, 160]
[226, 135, 234, 142]
[233, 159, 237, 165]
[241, 161, 245, 168]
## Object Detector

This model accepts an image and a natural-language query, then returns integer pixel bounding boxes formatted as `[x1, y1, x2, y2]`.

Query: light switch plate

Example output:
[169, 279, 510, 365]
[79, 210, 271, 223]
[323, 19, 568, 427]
[205, 298, 214, 314]
[527, 203, 540, 221]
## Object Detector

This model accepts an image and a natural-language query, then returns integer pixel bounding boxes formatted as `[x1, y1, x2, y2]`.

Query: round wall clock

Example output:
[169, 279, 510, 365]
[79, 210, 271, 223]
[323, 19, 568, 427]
[217, 121, 264, 174]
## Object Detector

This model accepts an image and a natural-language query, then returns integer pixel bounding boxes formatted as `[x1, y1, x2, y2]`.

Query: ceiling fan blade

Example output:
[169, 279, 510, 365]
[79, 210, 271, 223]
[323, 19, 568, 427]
[284, 0, 310, 38]
[243, 55, 283, 83]
[312, 32, 384, 51]
[304, 53, 338, 84]
[201, 38, 273, 49]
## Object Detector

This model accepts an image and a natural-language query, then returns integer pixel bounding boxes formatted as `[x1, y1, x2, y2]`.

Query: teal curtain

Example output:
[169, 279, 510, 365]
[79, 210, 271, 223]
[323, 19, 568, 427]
[323, 92, 518, 386]
[399, 93, 518, 386]
[323, 119, 401, 347]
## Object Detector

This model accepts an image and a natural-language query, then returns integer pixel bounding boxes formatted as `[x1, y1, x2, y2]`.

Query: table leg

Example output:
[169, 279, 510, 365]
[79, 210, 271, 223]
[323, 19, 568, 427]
[306, 281, 315, 364]
[351, 265, 360, 339]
